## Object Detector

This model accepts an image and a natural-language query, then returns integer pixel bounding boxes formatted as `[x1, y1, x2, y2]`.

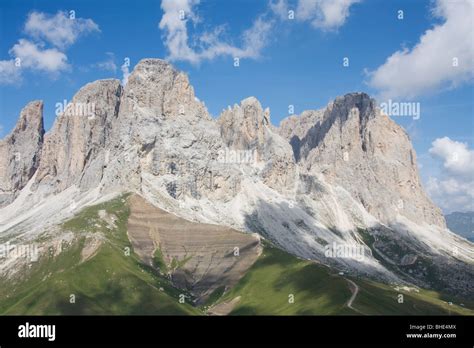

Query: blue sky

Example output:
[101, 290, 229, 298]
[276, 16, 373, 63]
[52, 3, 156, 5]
[0, 0, 473, 212]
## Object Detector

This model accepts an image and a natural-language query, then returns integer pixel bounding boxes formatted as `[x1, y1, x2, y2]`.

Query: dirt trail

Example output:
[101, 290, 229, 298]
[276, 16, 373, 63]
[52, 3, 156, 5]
[208, 296, 241, 316]
[345, 278, 362, 313]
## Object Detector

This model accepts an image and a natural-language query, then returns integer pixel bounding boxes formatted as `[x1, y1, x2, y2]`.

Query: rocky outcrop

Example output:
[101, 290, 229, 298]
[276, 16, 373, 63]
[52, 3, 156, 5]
[0, 100, 44, 206]
[279, 93, 445, 228]
[1, 59, 470, 298]
[279, 109, 323, 161]
[217, 97, 297, 194]
[112, 58, 211, 147]
[218, 97, 271, 151]
[101, 58, 237, 202]
[34, 79, 122, 193]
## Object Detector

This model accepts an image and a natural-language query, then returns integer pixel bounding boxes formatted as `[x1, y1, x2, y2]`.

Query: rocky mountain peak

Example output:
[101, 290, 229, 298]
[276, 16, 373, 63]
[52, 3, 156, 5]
[330, 92, 377, 121]
[0, 100, 44, 206]
[34, 79, 122, 193]
[125, 58, 176, 95]
[217, 96, 296, 193]
[122, 58, 209, 122]
[15, 100, 44, 133]
[217, 96, 270, 150]
[2, 69, 445, 231]
[2, 61, 470, 300]
[279, 92, 445, 227]
[241, 96, 271, 124]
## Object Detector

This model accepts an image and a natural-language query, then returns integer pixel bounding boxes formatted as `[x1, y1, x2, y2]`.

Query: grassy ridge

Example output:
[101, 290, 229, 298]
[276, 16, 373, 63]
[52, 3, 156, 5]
[1, 195, 472, 315]
[352, 278, 473, 315]
[214, 243, 354, 315]
[0, 195, 199, 315]
[213, 243, 473, 315]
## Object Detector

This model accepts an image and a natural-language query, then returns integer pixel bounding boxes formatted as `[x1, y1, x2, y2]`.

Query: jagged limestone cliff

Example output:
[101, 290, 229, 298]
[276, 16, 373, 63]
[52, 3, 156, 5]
[1, 59, 472, 298]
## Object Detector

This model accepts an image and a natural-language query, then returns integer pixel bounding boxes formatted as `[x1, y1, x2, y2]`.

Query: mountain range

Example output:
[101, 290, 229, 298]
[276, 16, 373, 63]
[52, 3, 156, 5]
[0, 58, 472, 315]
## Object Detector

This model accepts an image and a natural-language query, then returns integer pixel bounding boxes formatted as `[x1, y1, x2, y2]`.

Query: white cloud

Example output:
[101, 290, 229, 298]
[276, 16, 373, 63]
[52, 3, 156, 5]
[242, 17, 273, 56]
[429, 137, 474, 176]
[0, 11, 99, 84]
[24, 11, 100, 49]
[426, 137, 474, 213]
[427, 177, 474, 213]
[159, 0, 205, 64]
[159, 0, 273, 64]
[121, 61, 130, 86]
[367, 0, 474, 99]
[0, 60, 22, 84]
[270, 0, 289, 20]
[95, 52, 117, 72]
[10, 39, 68, 73]
[159, 0, 358, 64]
[296, 0, 360, 30]
[270, 0, 360, 29]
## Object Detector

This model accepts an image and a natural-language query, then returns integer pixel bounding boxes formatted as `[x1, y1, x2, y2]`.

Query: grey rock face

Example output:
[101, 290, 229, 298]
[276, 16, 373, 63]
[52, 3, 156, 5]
[279, 93, 445, 227]
[218, 97, 270, 150]
[1, 61, 447, 239]
[113, 58, 211, 146]
[279, 109, 324, 161]
[217, 97, 297, 194]
[2, 59, 470, 297]
[34, 79, 122, 193]
[0, 100, 44, 206]
[102, 58, 233, 201]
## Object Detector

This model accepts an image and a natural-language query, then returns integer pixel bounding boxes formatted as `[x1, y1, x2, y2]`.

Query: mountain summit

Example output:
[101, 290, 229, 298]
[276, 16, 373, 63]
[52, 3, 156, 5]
[0, 100, 44, 206]
[0, 59, 472, 299]
[280, 92, 445, 227]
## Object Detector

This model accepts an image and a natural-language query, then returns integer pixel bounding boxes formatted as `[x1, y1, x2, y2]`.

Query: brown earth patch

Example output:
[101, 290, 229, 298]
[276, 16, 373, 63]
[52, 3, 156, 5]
[127, 194, 261, 303]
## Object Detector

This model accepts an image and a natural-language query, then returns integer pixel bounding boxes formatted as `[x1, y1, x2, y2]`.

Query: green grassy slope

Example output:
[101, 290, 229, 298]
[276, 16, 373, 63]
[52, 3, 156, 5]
[1, 195, 471, 315]
[353, 278, 473, 315]
[212, 243, 473, 315]
[212, 243, 354, 315]
[0, 194, 199, 315]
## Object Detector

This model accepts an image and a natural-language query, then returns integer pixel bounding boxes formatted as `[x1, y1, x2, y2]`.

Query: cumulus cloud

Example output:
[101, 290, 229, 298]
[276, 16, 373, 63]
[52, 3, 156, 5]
[94, 52, 117, 72]
[270, 0, 360, 29]
[24, 11, 100, 49]
[270, 0, 290, 20]
[429, 137, 474, 176]
[367, 0, 474, 99]
[426, 137, 474, 213]
[10, 39, 68, 73]
[296, 0, 360, 30]
[0, 60, 22, 85]
[159, 0, 358, 64]
[241, 17, 273, 55]
[121, 61, 130, 86]
[0, 11, 99, 84]
[159, 0, 273, 64]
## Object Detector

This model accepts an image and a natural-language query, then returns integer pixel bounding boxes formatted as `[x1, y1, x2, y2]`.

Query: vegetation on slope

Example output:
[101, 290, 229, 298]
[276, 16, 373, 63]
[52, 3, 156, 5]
[211, 242, 473, 315]
[1, 195, 471, 316]
[0, 194, 199, 315]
